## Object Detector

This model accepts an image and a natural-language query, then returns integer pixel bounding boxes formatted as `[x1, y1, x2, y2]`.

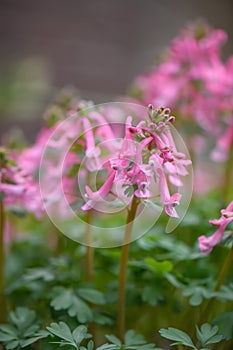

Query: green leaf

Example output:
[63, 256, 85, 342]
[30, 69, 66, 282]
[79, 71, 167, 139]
[51, 287, 73, 311]
[6, 340, 19, 349]
[23, 324, 40, 337]
[92, 311, 113, 326]
[105, 334, 121, 346]
[77, 288, 105, 305]
[72, 325, 88, 346]
[68, 295, 93, 323]
[213, 311, 233, 340]
[0, 325, 17, 342]
[196, 323, 223, 346]
[87, 340, 94, 350]
[9, 307, 37, 333]
[47, 322, 74, 344]
[189, 293, 203, 306]
[159, 327, 196, 348]
[20, 330, 49, 347]
[213, 283, 233, 301]
[96, 345, 116, 350]
[0, 334, 17, 343]
[124, 330, 145, 346]
[134, 345, 161, 350]
[142, 285, 164, 307]
[165, 273, 183, 288]
[182, 285, 212, 306]
[46, 323, 90, 349]
[144, 258, 173, 274]
[101, 331, 159, 350]
[24, 267, 54, 282]
[50, 287, 93, 323]
[0, 308, 44, 349]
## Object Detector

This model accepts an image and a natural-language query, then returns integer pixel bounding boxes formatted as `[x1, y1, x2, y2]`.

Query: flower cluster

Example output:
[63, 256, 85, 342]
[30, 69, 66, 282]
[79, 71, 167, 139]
[0, 96, 121, 219]
[1, 85, 191, 223]
[0, 148, 42, 218]
[132, 23, 233, 135]
[82, 105, 191, 218]
[198, 201, 233, 254]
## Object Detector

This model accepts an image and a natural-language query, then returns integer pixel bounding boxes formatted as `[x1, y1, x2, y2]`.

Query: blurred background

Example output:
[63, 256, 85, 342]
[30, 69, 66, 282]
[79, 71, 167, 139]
[1, 0, 233, 140]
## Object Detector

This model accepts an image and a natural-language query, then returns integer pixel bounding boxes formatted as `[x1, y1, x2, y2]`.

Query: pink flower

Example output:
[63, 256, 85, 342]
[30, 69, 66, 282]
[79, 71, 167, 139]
[89, 111, 119, 152]
[131, 23, 232, 135]
[39, 107, 120, 215]
[81, 105, 190, 219]
[198, 201, 233, 254]
[81, 117, 101, 171]
[0, 183, 25, 197]
[81, 171, 116, 210]
[151, 153, 181, 218]
[0, 159, 43, 218]
[212, 121, 233, 162]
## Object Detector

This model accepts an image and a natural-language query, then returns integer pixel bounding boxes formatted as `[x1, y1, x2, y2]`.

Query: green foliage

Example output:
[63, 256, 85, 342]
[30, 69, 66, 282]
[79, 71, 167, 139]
[46, 322, 93, 349]
[77, 288, 105, 305]
[0, 307, 48, 349]
[50, 287, 93, 323]
[141, 285, 164, 307]
[195, 323, 223, 347]
[144, 257, 173, 274]
[2, 195, 232, 349]
[97, 330, 161, 350]
[159, 327, 196, 348]
[213, 283, 233, 301]
[212, 311, 233, 340]
[182, 282, 212, 306]
[159, 323, 224, 349]
[50, 286, 105, 324]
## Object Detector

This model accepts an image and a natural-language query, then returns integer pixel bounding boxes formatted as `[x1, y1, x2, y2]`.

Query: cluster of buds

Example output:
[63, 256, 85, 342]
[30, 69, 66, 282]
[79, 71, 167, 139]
[147, 105, 175, 127]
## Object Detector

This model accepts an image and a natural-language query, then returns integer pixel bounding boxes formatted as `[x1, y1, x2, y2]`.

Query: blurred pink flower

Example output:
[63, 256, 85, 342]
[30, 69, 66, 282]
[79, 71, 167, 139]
[132, 23, 233, 135]
[0, 163, 43, 219]
[198, 201, 233, 254]
[212, 120, 233, 162]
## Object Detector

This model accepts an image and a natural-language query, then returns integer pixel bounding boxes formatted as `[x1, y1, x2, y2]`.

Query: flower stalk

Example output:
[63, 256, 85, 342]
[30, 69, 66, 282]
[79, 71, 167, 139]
[86, 209, 94, 282]
[201, 245, 233, 323]
[118, 196, 139, 341]
[0, 199, 7, 323]
[223, 139, 233, 205]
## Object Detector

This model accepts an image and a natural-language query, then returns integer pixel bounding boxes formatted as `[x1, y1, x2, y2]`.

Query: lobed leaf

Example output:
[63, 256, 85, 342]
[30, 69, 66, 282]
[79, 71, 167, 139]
[196, 323, 223, 346]
[159, 327, 196, 348]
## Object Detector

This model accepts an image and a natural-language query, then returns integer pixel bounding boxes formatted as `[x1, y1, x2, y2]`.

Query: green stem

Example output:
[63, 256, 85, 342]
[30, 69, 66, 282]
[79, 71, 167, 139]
[118, 197, 139, 341]
[201, 246, 233, 323]
[86, 209, 94, 282]
[223, 139, 233, 205]
[85, 209, 96, 342]
[0, 199, 7, 323]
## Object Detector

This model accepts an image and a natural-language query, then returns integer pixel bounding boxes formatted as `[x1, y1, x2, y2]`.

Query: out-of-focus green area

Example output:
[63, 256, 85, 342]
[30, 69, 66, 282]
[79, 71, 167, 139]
[0, 58, 51, 121]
